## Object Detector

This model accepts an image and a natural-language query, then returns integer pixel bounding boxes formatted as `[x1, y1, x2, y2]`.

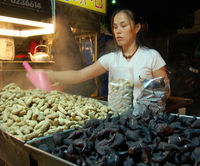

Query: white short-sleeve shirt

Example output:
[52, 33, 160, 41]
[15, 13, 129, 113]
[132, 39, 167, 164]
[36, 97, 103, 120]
[98, 46, 166, 105]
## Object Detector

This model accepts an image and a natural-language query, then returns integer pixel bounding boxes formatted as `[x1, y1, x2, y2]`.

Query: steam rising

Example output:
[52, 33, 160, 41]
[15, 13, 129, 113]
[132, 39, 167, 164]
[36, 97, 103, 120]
[51, 12, 96, 96]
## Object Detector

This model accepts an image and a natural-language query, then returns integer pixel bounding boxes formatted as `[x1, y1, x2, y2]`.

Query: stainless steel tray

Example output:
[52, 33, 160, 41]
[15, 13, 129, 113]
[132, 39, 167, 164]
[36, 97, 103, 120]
[25, 128, 77, 166]
[0, 128, 30, 166]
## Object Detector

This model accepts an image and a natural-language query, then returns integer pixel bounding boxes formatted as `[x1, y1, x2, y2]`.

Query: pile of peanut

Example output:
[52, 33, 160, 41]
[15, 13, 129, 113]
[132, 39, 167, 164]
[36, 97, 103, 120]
[0, 83, 114, 141]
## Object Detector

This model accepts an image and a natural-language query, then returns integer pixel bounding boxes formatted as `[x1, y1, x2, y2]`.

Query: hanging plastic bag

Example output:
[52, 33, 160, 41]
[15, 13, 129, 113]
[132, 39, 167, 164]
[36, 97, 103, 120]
[133, 77, 170, 116]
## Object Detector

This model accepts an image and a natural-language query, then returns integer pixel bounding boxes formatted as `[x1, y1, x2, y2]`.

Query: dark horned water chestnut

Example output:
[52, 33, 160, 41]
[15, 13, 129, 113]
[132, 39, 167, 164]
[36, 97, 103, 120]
[47, 113, 200, 165]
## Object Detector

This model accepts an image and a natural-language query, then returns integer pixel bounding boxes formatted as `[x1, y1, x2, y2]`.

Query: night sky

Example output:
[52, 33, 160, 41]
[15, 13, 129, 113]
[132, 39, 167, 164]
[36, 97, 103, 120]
[106, 0, 200, 37]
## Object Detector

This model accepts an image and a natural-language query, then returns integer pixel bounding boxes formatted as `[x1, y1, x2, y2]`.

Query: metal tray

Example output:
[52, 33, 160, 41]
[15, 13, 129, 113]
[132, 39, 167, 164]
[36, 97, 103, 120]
[170, 113, 200, 119]
[0, 128, 30, 166]
[0, 126, 76, 166]
[25, 128, 77, 166]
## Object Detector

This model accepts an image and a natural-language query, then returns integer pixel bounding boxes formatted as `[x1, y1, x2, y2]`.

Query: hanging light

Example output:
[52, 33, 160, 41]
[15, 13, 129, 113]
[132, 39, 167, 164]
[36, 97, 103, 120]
[112, 0, 116, 4]
[0, 16, 54, 37]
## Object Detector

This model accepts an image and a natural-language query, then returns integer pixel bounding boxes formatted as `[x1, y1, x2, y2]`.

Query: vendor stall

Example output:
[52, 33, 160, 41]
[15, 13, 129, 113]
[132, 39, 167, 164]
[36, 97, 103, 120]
[0, 1, 199, 166]
[0, 82, 198, 166]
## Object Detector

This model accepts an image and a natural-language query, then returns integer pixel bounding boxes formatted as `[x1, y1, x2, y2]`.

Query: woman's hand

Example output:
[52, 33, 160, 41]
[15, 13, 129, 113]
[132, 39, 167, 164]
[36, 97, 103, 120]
[153, 66, 171, 98]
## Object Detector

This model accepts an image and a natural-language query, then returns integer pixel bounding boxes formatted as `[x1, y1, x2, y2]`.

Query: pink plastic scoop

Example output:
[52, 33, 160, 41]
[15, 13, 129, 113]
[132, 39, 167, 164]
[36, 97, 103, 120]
[23, 61, 52, 92]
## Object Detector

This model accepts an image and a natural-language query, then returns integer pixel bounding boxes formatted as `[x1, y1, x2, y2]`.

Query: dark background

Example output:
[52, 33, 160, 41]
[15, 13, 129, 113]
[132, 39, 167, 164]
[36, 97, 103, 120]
[106, 0, 200, 37]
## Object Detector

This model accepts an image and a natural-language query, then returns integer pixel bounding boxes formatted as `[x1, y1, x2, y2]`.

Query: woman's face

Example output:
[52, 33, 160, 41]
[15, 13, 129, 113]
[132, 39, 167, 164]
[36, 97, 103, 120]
[113, 12, 140, 47]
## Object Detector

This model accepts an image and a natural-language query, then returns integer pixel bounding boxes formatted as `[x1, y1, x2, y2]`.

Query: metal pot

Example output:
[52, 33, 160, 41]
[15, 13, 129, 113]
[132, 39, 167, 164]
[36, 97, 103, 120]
[28, 45, 51, 62]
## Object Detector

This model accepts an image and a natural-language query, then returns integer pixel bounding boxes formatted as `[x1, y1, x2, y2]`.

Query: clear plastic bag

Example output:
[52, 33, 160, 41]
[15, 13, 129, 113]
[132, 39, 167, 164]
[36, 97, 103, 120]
[108, 67, 134, 114]
[133, 77, 170, 116]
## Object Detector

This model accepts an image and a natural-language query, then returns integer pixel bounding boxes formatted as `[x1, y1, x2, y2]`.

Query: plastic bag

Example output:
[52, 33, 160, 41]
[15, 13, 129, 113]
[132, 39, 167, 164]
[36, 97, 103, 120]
[133, 77, 169, 116]
[108, 67, 134, 114]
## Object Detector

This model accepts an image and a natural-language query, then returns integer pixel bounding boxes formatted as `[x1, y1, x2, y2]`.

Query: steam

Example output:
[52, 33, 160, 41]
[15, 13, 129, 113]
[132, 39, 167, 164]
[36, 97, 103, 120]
[51, 15, 81, 70]
[50, 11, 96, 96]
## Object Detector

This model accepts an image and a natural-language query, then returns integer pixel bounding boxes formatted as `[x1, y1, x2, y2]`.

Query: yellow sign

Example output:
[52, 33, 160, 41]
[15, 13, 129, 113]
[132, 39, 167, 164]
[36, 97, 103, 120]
[58, 0, 106, 14]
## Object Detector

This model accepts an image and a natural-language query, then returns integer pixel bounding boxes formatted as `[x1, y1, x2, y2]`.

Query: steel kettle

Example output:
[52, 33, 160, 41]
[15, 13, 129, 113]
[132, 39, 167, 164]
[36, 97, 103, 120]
[28, 45, 51, 62]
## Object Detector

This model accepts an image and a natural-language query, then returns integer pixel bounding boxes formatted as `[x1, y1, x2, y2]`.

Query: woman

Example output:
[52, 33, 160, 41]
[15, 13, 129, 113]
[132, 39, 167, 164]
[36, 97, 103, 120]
[43, 9, 170, 113]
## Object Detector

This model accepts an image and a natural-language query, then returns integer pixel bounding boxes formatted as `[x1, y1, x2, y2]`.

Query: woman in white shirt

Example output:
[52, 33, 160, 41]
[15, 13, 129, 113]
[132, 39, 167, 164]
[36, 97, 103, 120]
[44, 9, 170, 113]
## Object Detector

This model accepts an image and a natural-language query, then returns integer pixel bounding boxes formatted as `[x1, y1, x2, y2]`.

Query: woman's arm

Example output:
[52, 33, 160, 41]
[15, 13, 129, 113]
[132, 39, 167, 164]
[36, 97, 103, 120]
[47, 61, 107, 84]
[152, 66, 171, 98]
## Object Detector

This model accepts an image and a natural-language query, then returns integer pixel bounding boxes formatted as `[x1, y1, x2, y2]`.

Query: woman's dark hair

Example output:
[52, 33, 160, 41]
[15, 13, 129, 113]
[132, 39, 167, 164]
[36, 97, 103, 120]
[111, 9, 146, 47]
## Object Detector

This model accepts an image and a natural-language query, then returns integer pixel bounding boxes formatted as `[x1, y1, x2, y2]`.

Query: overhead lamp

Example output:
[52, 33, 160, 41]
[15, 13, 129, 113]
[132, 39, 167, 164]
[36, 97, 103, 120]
[112, 0, 116, 4]
[0, 16, 54, 37]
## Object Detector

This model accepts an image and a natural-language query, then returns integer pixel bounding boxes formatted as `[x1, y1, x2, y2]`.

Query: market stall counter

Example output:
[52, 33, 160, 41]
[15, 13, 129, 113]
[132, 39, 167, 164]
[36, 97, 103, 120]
[0, 83, 196, 166]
